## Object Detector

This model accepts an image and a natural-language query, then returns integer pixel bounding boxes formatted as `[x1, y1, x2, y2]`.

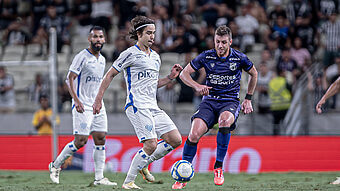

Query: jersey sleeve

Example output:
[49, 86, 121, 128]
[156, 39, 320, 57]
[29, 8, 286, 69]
[112, 50, 134, 72]
[69, 52, 86, 75]
[240, 54, 254, 72]
[190, 52, 205, 71]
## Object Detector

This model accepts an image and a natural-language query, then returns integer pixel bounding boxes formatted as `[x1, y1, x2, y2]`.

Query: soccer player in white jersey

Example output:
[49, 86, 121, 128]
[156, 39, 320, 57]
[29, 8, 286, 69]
[48, 26, 117, 186]
[93, 16, 183, 189]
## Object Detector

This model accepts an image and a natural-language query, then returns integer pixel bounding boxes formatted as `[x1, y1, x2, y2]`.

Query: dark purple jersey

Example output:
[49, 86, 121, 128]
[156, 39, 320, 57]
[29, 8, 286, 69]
[190, 48, 253, 101]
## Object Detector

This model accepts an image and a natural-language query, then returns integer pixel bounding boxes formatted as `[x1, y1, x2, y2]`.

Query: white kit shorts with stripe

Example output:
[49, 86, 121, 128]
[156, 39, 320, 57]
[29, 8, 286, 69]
[72, 108, 107, 135]
[125, 107, 177, 142]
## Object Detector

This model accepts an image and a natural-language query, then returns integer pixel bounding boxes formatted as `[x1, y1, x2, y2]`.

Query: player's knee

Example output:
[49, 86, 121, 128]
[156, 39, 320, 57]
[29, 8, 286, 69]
[143, 140, 157, 155]
[219, 119, 233, 128]
[170, 138, 182, 149]
[74, 138, 87, 148]
[188, 133, 200, 143]
[94, 136, 106, 145]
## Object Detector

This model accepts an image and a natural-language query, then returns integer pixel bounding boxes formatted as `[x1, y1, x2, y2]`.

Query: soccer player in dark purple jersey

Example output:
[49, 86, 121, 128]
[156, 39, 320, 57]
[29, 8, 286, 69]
[172, 25, 258, 189]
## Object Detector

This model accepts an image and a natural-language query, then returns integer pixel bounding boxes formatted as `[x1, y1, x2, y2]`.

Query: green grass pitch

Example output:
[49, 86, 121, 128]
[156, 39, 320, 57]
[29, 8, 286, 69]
[1, 170, 340, 191]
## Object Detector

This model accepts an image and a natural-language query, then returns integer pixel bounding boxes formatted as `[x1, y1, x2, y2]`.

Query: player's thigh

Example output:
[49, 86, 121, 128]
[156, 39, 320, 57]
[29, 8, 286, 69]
[191, 100, 217, 129]
[219, 100, 241, 130]
[125, 107, 157, 143]
[72, 109, 94, 135]
[189, 118, 209, 142]
[152, 109, 178, 139]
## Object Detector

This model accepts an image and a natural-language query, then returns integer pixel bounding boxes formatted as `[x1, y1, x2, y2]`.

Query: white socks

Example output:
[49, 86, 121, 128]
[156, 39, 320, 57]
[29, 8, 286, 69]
[147, 140, 174, 166]
[124, 140, 174, 184]
[124, 148, 150, 184]
[93, 145, 105, 181]
[53, 141, 78, 168]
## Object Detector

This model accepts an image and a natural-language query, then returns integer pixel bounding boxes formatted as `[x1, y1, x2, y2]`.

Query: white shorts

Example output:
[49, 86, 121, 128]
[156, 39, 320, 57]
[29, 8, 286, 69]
[72, 108, 107, 135]
[125, 107, 177, 142]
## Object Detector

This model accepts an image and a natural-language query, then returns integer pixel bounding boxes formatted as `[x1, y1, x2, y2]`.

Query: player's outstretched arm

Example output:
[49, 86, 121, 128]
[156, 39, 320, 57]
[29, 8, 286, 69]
[157, 64, 183, 88]
[180, 64, 211, 96]
[66, 71, 84, 113]
[93, 67, 119, 114]
[316, 76, 340, 114]
[241, 66, 258, 114]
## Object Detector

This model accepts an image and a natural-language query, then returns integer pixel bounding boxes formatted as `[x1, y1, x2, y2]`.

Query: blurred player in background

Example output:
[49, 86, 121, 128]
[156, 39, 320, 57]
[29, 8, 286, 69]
[172, 25, 258, 189]
[48, 26, 117, 186]
[316, 74, 340, 185]
[93, 15, 183, 189]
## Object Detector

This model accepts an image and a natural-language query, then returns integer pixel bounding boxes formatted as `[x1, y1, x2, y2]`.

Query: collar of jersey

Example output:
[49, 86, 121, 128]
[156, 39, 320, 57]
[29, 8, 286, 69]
[86, 48, 101, 57]
[135, 44, 153, 53]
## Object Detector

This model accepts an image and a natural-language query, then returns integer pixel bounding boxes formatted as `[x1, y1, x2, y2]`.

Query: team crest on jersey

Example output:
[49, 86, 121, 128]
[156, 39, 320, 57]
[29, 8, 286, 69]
[229, 63, 237, 71]
[145, 125, 153, 132]
[210, 63, 215, 68]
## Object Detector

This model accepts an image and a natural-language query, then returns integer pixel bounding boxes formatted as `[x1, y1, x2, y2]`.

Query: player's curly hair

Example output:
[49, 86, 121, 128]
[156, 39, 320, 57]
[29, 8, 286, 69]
[129, 16, 155, 40]
[215, 25, 232, 39]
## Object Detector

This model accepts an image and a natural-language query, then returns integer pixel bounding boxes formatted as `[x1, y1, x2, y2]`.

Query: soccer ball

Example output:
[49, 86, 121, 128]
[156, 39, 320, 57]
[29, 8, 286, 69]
[170, 160, 194, 182]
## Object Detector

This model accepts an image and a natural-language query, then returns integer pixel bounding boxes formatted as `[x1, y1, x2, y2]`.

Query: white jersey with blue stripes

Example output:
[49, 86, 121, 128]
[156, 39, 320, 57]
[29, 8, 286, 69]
[112, 45, 161, 111]
[68, 49, 106, 110]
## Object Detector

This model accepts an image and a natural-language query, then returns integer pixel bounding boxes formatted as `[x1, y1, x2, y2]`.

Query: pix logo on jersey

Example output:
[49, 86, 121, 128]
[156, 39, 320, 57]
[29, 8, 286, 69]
[137, 70, 156, 80]
[85, 76, 102, 83]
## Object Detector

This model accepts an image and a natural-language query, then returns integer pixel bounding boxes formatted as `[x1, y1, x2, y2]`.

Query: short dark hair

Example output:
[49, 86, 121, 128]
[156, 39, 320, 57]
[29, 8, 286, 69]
[215, 25, 232, 39]
[39, 94, 49, 101]
[89, 26, 105, 34]
[129, 16, 155, 40]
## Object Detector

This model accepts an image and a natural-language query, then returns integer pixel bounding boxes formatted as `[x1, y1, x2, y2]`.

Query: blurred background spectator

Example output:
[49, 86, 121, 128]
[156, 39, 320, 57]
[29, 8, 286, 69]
[269, 69, 292, 135]
[0, 0, 18, 30]
[0, 66, 15, 113]
[32, 3, 71, 54]
[256, 62, 273, 114]
[32, 94, 59, 135]
[27, 73, 49, 104]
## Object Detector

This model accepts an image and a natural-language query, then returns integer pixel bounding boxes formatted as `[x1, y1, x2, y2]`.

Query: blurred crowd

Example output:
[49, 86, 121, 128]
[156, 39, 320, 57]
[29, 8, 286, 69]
[0, 0, 340, 119]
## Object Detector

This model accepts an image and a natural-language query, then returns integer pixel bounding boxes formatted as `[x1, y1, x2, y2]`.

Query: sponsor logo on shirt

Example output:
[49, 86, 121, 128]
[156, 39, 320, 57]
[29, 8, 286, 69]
[85, 76, 102, 83]
[229, 58, 240, 61]
[206, 56, 217, 59]
[208, 74, 236, 85]
[137, 70, 157, 80]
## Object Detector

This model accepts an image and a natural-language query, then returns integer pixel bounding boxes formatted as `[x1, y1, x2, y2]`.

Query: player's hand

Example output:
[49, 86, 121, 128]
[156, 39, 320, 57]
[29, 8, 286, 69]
[169, 64, 183, 79]
[195, 84, 212, 96]
[75, 101, 85, 113]
[241, 99, 253, 114]
[316, 99, 325, 114]
[92, 99, 102, 114]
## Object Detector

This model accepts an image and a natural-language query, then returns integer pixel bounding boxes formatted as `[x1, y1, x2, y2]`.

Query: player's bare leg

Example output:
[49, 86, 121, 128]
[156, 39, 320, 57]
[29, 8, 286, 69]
[172, 119, 207, 189]
[140, 129, 181, 183]
[123, 139, 157, 189]
[48, 135, 87, 184]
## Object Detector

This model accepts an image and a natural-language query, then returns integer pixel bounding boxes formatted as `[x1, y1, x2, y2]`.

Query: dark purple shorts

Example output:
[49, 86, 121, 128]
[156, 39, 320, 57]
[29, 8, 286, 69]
[191, 99, 241, 130]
